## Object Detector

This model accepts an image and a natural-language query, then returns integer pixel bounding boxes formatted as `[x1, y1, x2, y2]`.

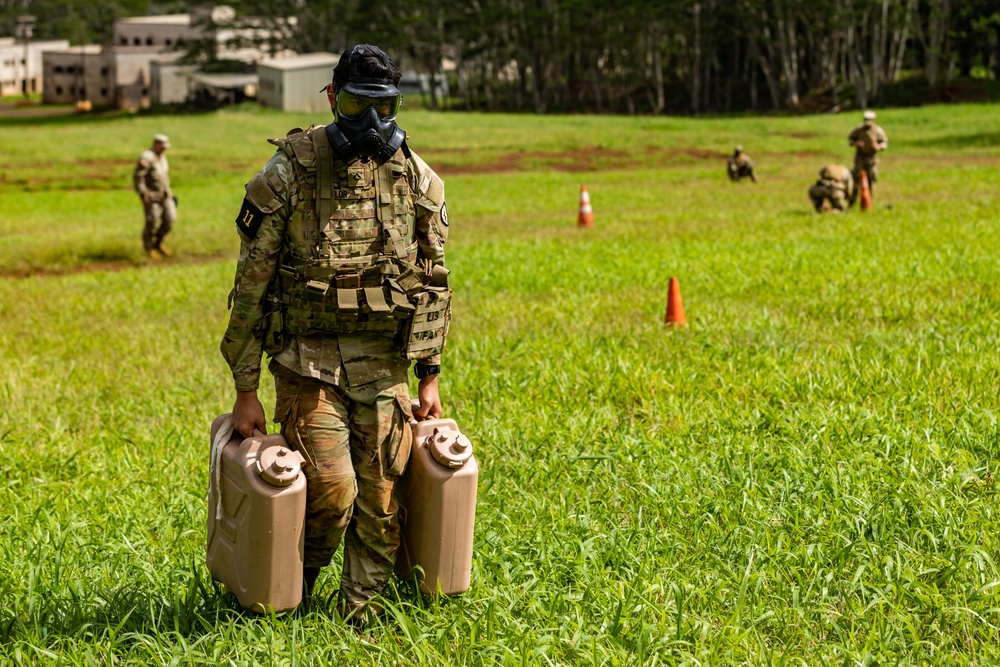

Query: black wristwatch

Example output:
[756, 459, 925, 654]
[414, 363, 440, 379]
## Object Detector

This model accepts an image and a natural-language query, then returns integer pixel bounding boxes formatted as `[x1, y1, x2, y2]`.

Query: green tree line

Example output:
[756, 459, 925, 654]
[5, 0, 999, 113]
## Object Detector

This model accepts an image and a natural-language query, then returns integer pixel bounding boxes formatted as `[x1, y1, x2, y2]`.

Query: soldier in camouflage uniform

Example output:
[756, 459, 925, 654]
[221, 45, 450, 623]
[133, 133, 176, 260]
[848, 110, 888, 188]
[727, 145, 757, 183]
[808, 164, 856, 213]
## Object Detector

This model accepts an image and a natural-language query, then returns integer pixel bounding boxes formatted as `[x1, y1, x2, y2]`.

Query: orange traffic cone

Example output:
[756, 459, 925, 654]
[859, 170, 872, 211]
[664, 277, 687, 328]
[577, 185, 593, 228]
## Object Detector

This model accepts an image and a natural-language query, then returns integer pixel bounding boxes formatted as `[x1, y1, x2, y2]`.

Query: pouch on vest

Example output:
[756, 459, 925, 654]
[403, 287, 451, 361]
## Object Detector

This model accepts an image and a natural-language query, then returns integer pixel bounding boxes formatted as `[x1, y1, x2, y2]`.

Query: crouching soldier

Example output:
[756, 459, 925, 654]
[808, 164, 856, 213]
[727, 145, 757, 183]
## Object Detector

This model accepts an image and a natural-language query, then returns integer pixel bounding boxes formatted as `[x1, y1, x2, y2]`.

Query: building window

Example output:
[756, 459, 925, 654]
[101, 87, 108, 96]
[133, 37, 141, 45]
[101, 67, 108, 76]
[54, 66, 63, 73]
[146, 37, 153, 46]
[56, 86, 62, 94]
[142, 88, 148, 96]
[165, 38, 172, 46]
[80, 87, 86, 97]
[67, 66, 75, 74]
[120, 37, 127, 45]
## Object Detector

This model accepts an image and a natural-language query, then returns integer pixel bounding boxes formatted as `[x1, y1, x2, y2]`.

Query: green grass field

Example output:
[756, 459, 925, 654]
[1, 102, 999, 665]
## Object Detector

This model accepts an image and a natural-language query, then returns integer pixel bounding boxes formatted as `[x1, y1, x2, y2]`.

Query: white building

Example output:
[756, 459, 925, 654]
[113, 13, 198, 50]
[257, 52, 339, 113]
[0, 37, 70, 97]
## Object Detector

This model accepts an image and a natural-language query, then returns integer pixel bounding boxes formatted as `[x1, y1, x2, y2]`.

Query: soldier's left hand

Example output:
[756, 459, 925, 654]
[414, 375, 442, 421]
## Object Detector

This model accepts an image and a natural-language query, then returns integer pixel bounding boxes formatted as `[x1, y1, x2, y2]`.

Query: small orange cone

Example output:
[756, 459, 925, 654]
[664, 277, 687, 328]
[859, 170, 872, 211]
[577, 185, 593, 228]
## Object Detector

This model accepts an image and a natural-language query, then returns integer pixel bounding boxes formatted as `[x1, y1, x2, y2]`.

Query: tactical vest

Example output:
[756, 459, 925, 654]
[269, 126, 429, 340]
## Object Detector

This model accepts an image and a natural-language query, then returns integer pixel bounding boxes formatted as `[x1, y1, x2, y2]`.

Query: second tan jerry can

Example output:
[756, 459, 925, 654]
[395, 418, 479, 596]
[207, 414, 306, 613]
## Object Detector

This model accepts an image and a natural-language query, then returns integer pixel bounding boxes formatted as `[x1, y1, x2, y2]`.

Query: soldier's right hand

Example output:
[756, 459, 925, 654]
[233, 390, 267, 437]
[142, 192, 151, 205]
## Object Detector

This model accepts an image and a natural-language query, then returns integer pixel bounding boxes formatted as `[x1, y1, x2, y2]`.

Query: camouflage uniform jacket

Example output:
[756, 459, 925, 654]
[848, 121, 888, 157]
[221, 125, 448, 393]
[133, 149, 170, 197]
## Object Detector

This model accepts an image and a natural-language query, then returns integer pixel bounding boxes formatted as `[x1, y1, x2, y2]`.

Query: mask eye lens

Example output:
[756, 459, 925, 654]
[337, 91, 400, 120]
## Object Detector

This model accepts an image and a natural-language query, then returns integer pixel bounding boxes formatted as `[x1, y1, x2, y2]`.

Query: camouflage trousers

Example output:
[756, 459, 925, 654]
[809, 183, 849, 212]
[853, 154, 879, 186]
[142, 193, 176, 250]
[270, 360, 413, 610]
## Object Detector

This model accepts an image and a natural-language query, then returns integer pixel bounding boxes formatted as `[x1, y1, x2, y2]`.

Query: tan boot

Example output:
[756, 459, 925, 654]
[147, 248, 163, 261]
[157, 244, 172, 257]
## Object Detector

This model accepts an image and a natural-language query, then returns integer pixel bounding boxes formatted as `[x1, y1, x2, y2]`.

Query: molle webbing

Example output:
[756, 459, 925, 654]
[279, 282, 414, 337]
[273, 126, 420, 338]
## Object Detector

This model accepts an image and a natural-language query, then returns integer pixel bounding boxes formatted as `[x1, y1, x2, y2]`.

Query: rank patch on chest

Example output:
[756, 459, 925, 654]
[236, 197, 264, 237]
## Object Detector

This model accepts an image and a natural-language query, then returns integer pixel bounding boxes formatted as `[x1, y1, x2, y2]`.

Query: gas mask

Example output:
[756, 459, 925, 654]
[326, 80, 405, 165]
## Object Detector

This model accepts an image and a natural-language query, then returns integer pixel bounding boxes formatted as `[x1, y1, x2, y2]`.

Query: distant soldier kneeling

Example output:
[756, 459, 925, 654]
[727, 145, 757, 183]
[808, 164, 856, 213]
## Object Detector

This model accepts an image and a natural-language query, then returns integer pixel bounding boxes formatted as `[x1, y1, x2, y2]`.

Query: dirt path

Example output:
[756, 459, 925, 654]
[0, 250, 230, 280]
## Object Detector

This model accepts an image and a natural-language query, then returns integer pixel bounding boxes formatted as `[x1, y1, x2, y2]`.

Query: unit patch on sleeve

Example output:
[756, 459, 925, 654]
[235, 197, 264, 237]
[440, 202, 449, 226]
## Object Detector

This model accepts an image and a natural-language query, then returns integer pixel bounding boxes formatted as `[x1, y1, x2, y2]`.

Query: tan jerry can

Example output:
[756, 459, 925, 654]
[395, 418, 479, 596]
[207, 414, 307, 613]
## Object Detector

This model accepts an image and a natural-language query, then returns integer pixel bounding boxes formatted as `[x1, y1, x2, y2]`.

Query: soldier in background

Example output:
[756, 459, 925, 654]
[133, 134, 176, 260]
[727, 145, 757, 183]
[848, 110, 888, 188]
[808, 164, 856, 213]
[221, 44, 450, 623]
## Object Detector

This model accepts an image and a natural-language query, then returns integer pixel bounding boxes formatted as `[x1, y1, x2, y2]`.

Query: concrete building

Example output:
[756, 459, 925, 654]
[257, 52, 339, 113]
[0, 37, 70, 97]
[150, 61, 198, 105]
[42, 46, 114, 106]
[42, 47, 183, 110]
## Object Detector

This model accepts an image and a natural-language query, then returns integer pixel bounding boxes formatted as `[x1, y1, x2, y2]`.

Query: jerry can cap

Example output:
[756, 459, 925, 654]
[256, 445, 305, 487]
[428, 427, 474, 469]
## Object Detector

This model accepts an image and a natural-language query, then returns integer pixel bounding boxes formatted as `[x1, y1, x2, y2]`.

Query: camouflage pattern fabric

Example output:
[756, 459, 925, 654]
[271, 361, 412, 613]
[134, 148, 170, 195]
[848, 121, 888, 186]
[142, 195, 176, 251]
[134, 148, 174, 251]
[221, 124, 449, 611]
[809, 164, 855, 212]
[221, 126, 448, 394]
[727, 152, 757, 182]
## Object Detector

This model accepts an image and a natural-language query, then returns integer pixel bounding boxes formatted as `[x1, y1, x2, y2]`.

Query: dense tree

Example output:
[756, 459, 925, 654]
[5, 0, 996, 111]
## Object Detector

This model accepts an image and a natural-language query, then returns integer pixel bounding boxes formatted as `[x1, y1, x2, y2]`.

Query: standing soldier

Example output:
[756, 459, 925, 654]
[808, 164, 856, 213]
[727, 145, 757, 183]
[848, 110, 888, 188]
[133, 134, 176, 260]
[221, 44, 451, 623]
